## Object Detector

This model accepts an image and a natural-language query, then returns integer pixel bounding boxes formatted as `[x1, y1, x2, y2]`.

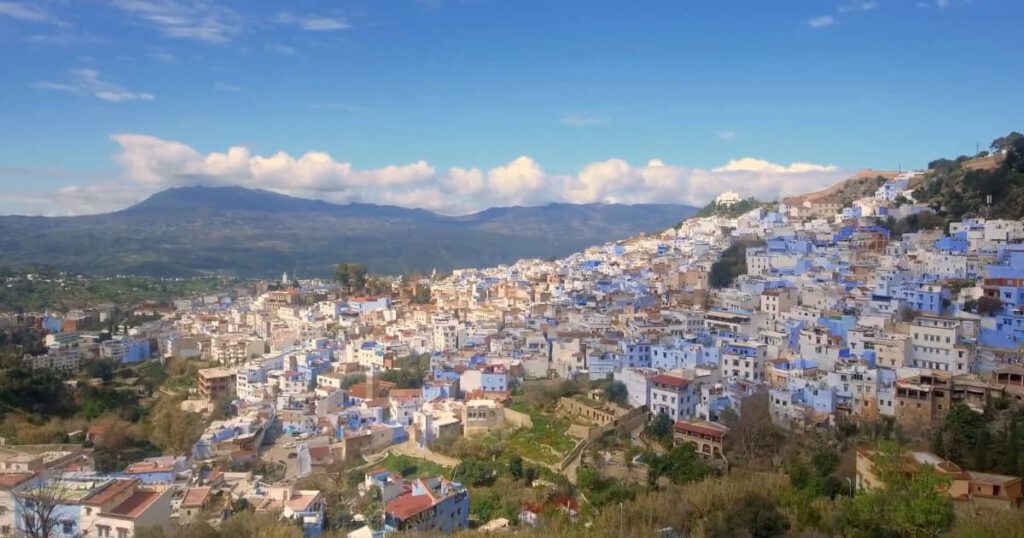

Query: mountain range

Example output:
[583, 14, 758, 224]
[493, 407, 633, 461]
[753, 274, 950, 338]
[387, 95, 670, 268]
[0, 186, 696, 278]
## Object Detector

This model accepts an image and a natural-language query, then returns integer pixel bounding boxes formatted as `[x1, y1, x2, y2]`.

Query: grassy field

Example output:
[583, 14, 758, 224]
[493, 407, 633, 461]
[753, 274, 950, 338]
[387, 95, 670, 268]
[373, 453, 451, 479]
[497, 403, 578, 464]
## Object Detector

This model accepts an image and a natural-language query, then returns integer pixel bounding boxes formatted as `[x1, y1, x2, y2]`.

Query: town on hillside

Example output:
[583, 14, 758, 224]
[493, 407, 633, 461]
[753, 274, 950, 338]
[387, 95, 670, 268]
[2, 152, 1024, 537]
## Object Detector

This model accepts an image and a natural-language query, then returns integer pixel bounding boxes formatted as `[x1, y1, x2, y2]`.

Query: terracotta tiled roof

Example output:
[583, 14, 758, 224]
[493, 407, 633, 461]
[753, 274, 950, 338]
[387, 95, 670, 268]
[109, 491, 162, 518]
[181, 487, 212, 508]
[674, 420, 728, 439]
[84, 479, 137, 507]
[650, 374, 690, 389]
[386, 492, 435, 521]
[0, 473, 34, 489]
[389, 388, 421, 399]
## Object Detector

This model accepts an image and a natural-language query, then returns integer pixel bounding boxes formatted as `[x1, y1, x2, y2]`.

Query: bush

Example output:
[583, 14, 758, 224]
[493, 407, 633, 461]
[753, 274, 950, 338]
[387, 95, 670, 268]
[705, 493, 790, 538]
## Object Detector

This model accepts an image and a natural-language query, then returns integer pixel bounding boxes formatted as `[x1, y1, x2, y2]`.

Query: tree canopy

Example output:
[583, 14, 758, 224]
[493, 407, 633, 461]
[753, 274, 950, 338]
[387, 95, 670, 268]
[914, 131, 1024, 222]
[840, 443, 955, 538]
[334, 263, 368, 295]
[603, 380, 629, 407]
[709, 238, 766, 288]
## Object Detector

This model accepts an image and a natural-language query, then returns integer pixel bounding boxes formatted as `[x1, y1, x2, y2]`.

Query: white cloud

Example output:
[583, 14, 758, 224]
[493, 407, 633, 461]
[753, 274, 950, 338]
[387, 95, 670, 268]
[151, 51, 178, 63]
[839, 1, 879, 13]
[109, 0, 242, 43]
[0, 1, 66, 25]
[442, 167, 485, 195]
[51, 184, 156, 216]
[713, 157, 838, 174]
[275, 11, 349, 31]
[14, 134, 849, 216]
[807, 15, 835, 28]
[214, 81, 240, 92]
[33, 68, 155, 102]
[109, 134, 435, 192]
[25, 29, 103, 45]
[715, 130, 737, 141]
[560, 113, 607, 127]
[265, 43, 295, 55]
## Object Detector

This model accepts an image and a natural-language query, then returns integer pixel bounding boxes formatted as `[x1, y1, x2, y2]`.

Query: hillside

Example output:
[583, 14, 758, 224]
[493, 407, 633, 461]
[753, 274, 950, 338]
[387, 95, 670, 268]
[911, 132, 1024, 222]
[693, 197, 773, 219]
[0, 187, 696, 278]
[783, 169, 900, 207]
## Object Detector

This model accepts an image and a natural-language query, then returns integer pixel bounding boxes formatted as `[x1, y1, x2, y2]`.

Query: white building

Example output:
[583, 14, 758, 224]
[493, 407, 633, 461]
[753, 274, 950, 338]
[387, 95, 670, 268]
[210, 334, 265, 364]
[908, 316, 974, 373]
[648, 373, 699, 420]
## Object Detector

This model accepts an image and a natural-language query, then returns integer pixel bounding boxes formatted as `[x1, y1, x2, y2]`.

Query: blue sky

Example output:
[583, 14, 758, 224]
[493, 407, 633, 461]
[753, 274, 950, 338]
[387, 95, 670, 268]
[0, 0, 1021, 215]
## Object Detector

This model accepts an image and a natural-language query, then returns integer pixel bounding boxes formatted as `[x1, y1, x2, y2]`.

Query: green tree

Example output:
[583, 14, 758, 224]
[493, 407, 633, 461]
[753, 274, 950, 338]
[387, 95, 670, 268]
[990, 132, 1024, 153]
[509, 455, 524, 480]
[709, 239, 766, 289]
[644, 411, 674, 447]
[377, 368, 425, 389]
[603, 380, 629, 407]
[839, 444, 955, 538]
[78, 386, 140, 420]
[454, 458, 500, 487]
[0, 365, 73, 417]
[334, 263, 368, 295]
[645, 444, 709, 487]
[931, 404, 988, 468]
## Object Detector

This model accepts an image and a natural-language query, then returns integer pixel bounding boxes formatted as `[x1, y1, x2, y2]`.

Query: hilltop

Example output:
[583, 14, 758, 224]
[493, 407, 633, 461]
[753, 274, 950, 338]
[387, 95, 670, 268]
[912, 132, 1024, 221]
[782, 169, 900, 208]
[0, 187, 696, 278]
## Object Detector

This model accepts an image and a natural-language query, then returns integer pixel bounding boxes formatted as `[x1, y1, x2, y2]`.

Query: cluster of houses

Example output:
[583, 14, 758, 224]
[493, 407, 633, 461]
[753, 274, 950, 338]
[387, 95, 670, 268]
[5, 169, 1024, 534]
[0, 444, 324, 537]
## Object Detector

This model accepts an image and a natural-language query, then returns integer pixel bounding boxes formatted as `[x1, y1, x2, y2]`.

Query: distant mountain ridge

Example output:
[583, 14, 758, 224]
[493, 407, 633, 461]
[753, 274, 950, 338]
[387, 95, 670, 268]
[118, 186, 442, 220]
[0, 186, 697, 277]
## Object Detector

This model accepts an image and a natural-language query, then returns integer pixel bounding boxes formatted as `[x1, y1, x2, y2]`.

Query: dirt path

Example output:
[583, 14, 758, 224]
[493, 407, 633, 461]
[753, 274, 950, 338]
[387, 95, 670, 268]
[389, 440, 462, 468]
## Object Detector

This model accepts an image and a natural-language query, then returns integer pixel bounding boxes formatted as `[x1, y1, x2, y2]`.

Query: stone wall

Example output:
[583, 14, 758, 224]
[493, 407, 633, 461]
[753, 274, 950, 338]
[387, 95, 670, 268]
[504, 408, 534, 429]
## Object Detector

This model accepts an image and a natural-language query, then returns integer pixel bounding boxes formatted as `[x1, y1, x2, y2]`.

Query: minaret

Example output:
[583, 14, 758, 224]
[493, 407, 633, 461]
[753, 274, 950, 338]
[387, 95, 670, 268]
[282, 271, 289, 284]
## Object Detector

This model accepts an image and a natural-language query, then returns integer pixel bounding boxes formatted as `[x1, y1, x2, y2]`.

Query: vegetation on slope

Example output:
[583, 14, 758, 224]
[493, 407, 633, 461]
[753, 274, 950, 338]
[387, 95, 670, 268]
[914, 132, 1024, 221]
[709, 238, 766, 288]
[0, 268, 233, 312]
[694, 197, 770, 219]
[783, 170, 898, 208]
[0, 188, 697, 278]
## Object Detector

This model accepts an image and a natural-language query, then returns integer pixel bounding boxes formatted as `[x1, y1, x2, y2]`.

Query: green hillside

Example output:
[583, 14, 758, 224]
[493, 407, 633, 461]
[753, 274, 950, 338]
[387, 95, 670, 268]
[913, 132, 1024, 221]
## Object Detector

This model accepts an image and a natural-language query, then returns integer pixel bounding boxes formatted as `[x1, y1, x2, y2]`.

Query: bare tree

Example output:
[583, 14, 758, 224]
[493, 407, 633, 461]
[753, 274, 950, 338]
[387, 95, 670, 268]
[725, 390, 787, 467]
[12, 472, 79, 538]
